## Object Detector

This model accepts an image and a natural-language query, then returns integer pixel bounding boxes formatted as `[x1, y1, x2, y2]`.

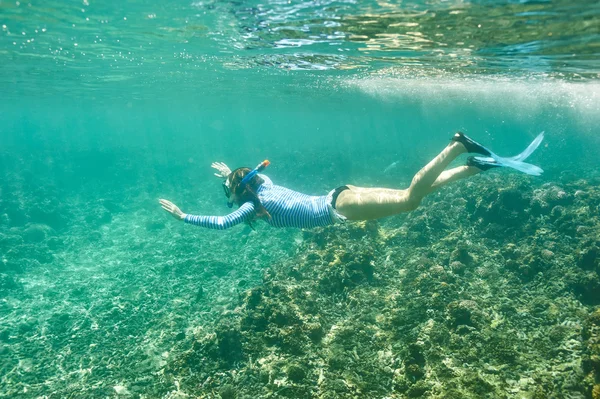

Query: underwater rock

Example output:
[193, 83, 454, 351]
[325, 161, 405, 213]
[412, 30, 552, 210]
[215, 322, 244, 364]
[405, 343, 426, 381]
[461, 373, 496, 396]
[447, 300, 485, 330]
[501, 242, 554, 281]
[570, 271, 600, 305]
[318, 248, 374, 295]
[501, 243, 520, 261]
[23, 223, 53, 244]
[450, 247, 473, 265]
[577, 242, 599, 271]
[305, 322, 324, 343]
[522, 251, 551, 280]
[449, 261, 466, 275]
[405, 214, 436, 247]
[486, 333, 519, 365]
[266, 322, 307, 355]
[286, 362, 307, 382]
[406, 380, 430, 397]
[550, 205, 565, 220]
[219, 384, 236, 399]
[478, 187, 531, 225]
[393, 375, 410, 394]
[531, 184, 573, 215]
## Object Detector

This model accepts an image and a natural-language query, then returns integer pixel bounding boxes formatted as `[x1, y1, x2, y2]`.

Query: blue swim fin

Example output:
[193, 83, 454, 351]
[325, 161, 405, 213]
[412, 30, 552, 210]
[473, 132, 544, 176]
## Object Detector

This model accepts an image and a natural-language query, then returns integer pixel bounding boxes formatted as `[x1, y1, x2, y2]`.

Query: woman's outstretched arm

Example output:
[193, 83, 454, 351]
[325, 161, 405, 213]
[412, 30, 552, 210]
[159, 199, 255, 230]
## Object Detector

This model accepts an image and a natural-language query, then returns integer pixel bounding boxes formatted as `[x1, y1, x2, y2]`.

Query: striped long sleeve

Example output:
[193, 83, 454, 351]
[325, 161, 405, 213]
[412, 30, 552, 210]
[183, 175, 337, 231]
[184, 202, 255, 230]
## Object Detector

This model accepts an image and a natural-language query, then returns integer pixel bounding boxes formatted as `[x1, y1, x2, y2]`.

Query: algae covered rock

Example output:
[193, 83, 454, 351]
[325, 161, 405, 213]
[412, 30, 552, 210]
[447, 300, 486, 330]
[219, 384, 236, 399]
[577, 241, 600, 271]
[569, 271, 600, 305]
[478, 187, 531, 224]
[286, 362, 307, 382]
[318, 248, 375, 295]
[214, 321, 245, 365]
[531, 184, 573, 215]
[450, 246, 474, 265]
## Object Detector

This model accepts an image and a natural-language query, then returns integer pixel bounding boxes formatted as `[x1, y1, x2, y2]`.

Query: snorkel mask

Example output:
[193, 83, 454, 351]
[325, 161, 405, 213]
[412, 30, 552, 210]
[225, 160, 270, 208]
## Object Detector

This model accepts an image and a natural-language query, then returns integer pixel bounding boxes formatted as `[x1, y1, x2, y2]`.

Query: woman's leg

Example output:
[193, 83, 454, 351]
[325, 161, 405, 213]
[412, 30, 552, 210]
[336, 141, 476, 220]
[427, 165, 480, 193]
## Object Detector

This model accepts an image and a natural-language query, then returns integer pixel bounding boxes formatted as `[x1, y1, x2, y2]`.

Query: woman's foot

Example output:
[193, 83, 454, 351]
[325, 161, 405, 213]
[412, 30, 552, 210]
[467, 156, 501, 171]
[451, 132, 492, 156]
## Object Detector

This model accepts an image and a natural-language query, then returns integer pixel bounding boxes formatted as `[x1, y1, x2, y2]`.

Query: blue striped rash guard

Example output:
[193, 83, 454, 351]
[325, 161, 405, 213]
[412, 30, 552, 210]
[184, 175, 338, 230]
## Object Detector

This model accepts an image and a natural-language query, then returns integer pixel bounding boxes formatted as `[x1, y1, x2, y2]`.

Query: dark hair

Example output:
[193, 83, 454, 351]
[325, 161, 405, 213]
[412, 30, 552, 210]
[227, 167, 271, 223]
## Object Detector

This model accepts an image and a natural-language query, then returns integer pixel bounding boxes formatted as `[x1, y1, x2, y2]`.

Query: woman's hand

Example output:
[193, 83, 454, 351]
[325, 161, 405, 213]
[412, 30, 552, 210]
[211, 162, 232, 178]
[159, 199, 186, 221]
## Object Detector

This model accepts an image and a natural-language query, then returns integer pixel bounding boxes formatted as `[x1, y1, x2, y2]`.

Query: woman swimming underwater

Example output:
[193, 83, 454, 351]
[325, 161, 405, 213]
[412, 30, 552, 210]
[159, 132, 544, 229]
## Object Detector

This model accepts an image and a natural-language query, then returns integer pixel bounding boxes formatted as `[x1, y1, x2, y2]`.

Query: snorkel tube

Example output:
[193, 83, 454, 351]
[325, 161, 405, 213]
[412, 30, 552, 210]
[227, 160, 270, 208]
[241, 160, 270, 188]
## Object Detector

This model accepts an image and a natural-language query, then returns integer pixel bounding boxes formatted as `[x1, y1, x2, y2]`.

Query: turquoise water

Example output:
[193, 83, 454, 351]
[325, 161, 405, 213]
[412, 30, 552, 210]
[1, 0, 600, 398]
